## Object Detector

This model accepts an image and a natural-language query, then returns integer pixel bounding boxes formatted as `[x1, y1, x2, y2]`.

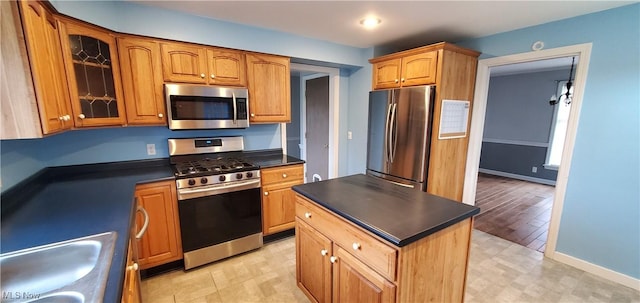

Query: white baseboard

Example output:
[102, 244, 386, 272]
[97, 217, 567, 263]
[478, 168, 556, 186]
[551, 252, 640, 291]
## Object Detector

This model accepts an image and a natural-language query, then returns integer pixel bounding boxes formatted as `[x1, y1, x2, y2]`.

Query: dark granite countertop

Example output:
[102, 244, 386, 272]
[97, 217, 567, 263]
[241, 149, 305, 168]
[0, 159, 174, 303]
[292, 174, 480, 247]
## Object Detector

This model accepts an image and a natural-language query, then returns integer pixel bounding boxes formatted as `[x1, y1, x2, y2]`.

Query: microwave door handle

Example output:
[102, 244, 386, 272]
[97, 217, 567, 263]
[232, 93, 238, 125]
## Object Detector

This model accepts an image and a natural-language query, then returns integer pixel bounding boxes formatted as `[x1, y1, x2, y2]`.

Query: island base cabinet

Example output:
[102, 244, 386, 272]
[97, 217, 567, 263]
[295, 193, 474, 303]
[296, 219, 332, 303]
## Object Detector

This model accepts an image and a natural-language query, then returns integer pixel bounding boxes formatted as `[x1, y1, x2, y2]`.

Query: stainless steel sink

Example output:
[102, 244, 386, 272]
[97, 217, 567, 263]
[1, 232, 117, 303]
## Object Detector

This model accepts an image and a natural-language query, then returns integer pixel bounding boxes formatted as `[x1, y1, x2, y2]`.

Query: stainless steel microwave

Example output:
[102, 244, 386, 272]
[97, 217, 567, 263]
[165, 84, 249, 130]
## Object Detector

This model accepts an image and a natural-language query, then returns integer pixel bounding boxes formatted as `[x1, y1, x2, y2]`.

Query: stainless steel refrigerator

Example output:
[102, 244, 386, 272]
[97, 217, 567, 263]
[366, 86, 435, 190]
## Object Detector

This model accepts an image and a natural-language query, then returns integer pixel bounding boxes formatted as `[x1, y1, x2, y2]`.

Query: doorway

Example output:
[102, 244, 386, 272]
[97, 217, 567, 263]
[286, 63, 340, 182]
[473, 57, 575, 252]
[463, 43, 592, 259]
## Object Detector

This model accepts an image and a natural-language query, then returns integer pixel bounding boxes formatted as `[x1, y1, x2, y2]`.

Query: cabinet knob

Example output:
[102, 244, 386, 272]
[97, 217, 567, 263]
[64, 115, 71, 121]
[321, 249, 328, 256]
[78, 114, 86, 119]
[127, 263, 139, 271]
[250, 113, 255, 117]
[200, 73, 205, 78]
[158, 113, 164, 118]
[394, 79, 399, 83]
[330, 256, 337, 264]
[210, 74, 215, 79]
[58, 116, 64, 121]
[264, 191, 269, 196]
[282, 173, 287, 178]
[352, 242, 361, 250]
[401, 78, 405, 82]
[304, 212, 311, 219]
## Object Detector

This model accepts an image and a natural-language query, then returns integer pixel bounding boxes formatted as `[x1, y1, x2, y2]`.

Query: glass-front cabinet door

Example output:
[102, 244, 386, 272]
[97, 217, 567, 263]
[59, 18, 126, 127]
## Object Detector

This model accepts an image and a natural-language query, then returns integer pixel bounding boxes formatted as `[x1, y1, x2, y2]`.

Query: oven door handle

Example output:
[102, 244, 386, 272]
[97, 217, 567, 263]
[178, 179, 261, 200]
[232, 93, 237, 125]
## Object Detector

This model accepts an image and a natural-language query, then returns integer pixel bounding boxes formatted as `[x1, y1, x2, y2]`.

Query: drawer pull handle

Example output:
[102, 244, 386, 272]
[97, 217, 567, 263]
[282, 173, 287, 178]
[352, 242, 361, 250]
[158, 113, 164, 118]
[321, 249, 328, 256]
[304, 212, 311, 219]
[264, 191, 269, 196]
[330, 256, 337, 263]
[200, 73, 206, 78]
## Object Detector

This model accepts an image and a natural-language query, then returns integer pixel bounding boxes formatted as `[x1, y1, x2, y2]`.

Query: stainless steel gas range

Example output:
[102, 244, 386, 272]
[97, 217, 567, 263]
[168, 136, 262, 270]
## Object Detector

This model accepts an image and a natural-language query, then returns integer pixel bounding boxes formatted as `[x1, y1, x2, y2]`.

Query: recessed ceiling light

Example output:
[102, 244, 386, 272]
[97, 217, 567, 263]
[360, 17, 381, 29]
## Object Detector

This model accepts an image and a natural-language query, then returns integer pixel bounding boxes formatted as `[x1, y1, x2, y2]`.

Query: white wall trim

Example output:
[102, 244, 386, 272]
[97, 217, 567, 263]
[291, 63, 340, 180]
[551, 252, 640, 291]
[463, 43, 599, 278]
[483, 138, 549, 147]
[479, 168, 556, 186]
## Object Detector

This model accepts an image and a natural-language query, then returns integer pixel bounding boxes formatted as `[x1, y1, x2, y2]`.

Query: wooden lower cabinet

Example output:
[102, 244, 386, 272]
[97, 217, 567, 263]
[295, 194, 473, 303]
[121, 239, 141, 303]
[261, 164, 304, 235]
[134, 180, 182, 269]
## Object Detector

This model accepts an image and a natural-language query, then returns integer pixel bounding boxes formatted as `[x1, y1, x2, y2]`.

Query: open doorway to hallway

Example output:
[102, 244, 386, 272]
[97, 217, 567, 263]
[287, 63, 340, 182]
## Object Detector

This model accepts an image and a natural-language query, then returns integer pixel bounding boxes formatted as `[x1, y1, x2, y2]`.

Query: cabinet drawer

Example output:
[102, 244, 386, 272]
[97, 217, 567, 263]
[261, 165, 304, 186]
[296, 195, 397, 281]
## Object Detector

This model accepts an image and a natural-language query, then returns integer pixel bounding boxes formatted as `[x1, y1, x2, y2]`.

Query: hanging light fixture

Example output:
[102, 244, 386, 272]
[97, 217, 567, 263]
[550, 57, 575, 106]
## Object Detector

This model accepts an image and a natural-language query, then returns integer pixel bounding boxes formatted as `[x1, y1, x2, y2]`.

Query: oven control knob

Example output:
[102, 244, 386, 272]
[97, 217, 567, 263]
[246, 172, 253, 178]
[236, 173, 243, 180]
[200, 177, 208, 184]
[188, 179, 196, 186]
[219, 175, 226, 182]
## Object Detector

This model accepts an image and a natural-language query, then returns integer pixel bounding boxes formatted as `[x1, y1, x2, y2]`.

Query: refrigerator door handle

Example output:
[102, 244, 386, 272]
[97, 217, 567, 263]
[384, 102, 393, 164]
[389, 103, 398, 163]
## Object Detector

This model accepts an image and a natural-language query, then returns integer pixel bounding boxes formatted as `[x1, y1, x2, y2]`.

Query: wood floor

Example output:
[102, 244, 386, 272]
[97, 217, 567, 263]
[474, 173, 555, 253]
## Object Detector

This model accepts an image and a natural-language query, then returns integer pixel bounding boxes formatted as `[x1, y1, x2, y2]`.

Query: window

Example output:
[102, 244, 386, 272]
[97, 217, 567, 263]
[545, 80, 573, 169]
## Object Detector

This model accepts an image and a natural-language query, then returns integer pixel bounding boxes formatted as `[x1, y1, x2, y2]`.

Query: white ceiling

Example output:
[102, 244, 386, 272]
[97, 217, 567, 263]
[131, 1, 634, 49]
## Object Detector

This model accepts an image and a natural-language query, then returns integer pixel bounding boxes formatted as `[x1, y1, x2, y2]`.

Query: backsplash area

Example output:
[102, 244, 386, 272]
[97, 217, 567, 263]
[0, 124, 280, 192]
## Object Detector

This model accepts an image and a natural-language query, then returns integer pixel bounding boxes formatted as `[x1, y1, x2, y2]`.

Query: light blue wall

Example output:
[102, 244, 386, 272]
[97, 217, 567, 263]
[287, 75, 301, 158]
[458, 4, 640, 279]
[346, 48, 374, 175]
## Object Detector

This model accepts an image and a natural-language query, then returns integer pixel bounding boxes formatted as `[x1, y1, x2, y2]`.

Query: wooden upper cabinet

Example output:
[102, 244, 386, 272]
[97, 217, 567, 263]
[371, 51, 438, 90]
[59, 18, 126, 127]
[18, 1, 73, 134]
[206, 48, 246, 86]
[245, 53, 291, 123]
[160, 42, 207, 84]
[118, 37, 166, 125]
[161, 42, 246, 86]
[372, 58, 402, 90]
[401, 52, 437, 87]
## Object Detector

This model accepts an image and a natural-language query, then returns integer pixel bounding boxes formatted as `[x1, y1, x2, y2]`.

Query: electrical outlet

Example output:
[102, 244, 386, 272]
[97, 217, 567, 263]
[146, 144, 156, 156]
[532, 166, 538, 173]
[348, 131, 353, 140]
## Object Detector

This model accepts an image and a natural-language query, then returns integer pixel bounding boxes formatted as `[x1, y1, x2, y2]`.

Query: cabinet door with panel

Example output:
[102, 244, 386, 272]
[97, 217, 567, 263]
[121, 239, 141, 303]
[135, 181, 182, 269]
[160, 42, 207, 84]
[18, 0, 73, 134]
[206, 48, 246, 86]
[332, 246, 396, 303]
[372, 58, 402, 90]
[118, 36, 166, 125]
[59, 18, 126, 127]
[261, 164, 304, 235]
[245, 53, 291, 123]
[296, 219, 333, 303]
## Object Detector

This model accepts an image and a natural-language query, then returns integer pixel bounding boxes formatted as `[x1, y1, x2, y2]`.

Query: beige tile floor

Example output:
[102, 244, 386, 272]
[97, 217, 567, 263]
[142, 230, 640, 303]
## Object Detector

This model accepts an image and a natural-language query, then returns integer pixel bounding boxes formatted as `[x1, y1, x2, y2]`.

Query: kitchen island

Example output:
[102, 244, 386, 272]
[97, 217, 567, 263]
[292, 174, 480, 303]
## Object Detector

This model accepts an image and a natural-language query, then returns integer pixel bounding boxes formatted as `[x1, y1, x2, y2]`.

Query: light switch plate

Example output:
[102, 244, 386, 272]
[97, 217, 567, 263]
[348, 131, 353, 140]
[147, 144, 156, 155]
